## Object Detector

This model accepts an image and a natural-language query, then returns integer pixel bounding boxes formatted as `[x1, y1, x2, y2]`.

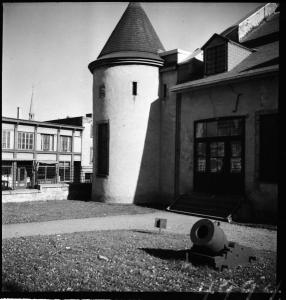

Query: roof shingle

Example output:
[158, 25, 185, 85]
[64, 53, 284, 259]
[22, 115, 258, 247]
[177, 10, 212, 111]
[98, 2, 165, 60]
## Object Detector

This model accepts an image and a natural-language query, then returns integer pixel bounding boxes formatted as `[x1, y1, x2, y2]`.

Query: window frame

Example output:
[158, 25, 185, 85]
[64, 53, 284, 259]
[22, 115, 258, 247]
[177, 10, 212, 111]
[41, 134, 55, 151]
[17, 131, 34, 150]
[60, 135, 72, 152]
[204, 43, 227, 75]
[2, 130, 11, 149]
[59, 161, 71, 182]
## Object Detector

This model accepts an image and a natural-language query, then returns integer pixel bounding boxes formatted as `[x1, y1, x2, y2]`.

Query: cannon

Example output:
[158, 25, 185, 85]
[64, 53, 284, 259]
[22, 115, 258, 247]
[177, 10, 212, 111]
[188, 219, 256, 271]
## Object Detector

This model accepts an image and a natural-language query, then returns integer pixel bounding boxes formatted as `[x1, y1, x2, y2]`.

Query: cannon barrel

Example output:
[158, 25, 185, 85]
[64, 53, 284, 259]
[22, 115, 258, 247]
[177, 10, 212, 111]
[190, 219, 228, 254]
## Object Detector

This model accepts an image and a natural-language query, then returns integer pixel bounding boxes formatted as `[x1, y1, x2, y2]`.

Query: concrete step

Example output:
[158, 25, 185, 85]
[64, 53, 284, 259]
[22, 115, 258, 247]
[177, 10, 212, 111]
[168, 193, 243, 220]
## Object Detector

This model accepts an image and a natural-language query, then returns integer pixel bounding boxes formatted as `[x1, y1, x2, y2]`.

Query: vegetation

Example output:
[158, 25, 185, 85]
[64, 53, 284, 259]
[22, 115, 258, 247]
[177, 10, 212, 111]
[2, 200, 157, 225]
[2, 230, 276, 293]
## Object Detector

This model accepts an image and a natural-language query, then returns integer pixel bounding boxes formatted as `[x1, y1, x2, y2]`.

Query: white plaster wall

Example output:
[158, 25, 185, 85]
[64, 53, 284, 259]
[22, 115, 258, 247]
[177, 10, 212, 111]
[2, 152, 14, 160]
[60, 129, 73, 136]
[73, 136, 82, 153]
[59, 155, 71, 161]
[17, 153, 34, 160]
[17, 125, 35, 132]
[2, 123, 15, 130]
[81, 118, 93, 168]
[37, 153, 57, 161]
[36, 134, 42, 150]
[37, 127, 57, 134]
[92, 64, 160, 204]
[73, 155, 81, 161]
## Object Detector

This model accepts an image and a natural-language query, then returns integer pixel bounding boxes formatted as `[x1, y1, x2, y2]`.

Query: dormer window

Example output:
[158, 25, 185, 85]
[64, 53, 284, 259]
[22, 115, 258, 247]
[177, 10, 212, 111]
[202, 33, 253, 76]
[205, 44, 226, 75]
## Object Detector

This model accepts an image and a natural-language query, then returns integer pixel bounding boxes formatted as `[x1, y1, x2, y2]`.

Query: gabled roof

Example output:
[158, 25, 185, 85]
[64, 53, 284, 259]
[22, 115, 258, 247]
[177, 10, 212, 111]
[201, 33, 254, 52]
[98, 2, 164, 59]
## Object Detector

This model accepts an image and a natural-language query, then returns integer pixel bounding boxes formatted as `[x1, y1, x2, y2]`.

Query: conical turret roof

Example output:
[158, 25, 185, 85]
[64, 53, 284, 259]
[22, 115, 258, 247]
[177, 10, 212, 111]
[89, 2, 165, 71]
[99, 2, 165, 58]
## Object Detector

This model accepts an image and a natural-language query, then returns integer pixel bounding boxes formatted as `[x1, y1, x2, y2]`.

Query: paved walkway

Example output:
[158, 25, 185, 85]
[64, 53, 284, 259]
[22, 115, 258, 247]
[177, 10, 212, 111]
[2, 211, 277, 252]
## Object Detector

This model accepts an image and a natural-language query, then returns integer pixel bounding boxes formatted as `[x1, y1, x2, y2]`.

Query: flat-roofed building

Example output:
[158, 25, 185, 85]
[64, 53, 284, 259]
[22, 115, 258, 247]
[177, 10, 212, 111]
[2, 116, 83, 190]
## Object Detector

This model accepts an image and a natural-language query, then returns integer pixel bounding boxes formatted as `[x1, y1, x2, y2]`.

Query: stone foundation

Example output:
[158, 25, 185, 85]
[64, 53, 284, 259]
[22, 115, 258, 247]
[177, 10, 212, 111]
[2, 184, 69, 203]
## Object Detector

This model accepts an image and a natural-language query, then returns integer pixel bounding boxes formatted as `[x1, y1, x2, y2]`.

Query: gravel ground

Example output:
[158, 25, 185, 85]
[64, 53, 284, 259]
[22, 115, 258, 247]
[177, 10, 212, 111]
[2, 211, 276, 252]
[2, 230, 277, 292]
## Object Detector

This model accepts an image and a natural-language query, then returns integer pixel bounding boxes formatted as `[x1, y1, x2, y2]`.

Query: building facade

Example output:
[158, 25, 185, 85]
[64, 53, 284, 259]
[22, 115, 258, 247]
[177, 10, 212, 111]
[2, 116, 83, 190]
[46, 114, 93, 182]
[86, 2, 279, 222]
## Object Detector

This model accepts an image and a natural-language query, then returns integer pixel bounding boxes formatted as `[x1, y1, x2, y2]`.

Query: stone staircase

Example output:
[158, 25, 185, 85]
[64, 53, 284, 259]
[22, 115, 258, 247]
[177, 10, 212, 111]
[167, 192, 243, 221]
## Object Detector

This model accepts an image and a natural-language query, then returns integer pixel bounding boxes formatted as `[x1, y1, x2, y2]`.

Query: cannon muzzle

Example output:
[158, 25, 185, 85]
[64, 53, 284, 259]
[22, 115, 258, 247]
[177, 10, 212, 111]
[190, 218, 228, 254]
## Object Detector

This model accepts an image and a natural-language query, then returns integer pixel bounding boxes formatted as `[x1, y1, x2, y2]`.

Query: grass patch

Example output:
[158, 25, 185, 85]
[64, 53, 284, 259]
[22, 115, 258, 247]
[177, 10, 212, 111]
[2, 200, 158, 225]
[2, 230, 276, 292]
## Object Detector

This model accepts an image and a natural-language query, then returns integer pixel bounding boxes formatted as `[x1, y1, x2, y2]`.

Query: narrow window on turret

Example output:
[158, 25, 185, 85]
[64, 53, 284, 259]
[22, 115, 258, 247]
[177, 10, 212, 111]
[163, 84, 167, 98]
[96, 122, 109, 177]
[99, 84, 105, 99]
[132, 82, 137, 96]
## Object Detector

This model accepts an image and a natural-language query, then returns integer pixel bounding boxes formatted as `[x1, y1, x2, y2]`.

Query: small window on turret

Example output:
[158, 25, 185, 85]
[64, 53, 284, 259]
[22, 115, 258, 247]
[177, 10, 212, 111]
[99, 84, 105, 98]
[132, 82, 137, 96]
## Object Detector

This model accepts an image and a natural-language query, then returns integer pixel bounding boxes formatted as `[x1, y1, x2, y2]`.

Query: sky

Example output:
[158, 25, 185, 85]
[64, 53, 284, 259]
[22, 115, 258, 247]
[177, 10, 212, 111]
[2, 2, 263, 121]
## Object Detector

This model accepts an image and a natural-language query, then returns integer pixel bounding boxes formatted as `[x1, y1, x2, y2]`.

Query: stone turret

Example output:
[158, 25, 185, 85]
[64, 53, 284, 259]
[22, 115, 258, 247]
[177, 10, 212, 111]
[88, 2, 165, 203]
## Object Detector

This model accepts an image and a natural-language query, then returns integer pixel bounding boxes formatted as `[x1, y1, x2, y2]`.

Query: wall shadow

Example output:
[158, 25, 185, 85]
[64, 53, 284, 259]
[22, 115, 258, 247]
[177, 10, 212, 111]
[68, 183, 92, 201]
[140, 247, 211, 268]
[134, 98, 161, 205]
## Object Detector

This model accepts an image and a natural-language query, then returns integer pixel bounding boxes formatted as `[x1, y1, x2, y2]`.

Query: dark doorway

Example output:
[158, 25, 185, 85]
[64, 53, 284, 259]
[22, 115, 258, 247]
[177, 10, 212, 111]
[15, 161, 33, 189]
[73, 161, 81, 183]
[194, 117, 245, 195]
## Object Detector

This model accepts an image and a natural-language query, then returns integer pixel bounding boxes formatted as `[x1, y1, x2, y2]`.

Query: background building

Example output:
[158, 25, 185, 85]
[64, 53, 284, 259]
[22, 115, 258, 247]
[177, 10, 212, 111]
[2, 115, 83, 190]
[46, 113, 93, 183]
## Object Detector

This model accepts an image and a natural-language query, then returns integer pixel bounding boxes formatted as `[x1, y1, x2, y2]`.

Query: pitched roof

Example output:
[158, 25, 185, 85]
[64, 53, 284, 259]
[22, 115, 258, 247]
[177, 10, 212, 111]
[240, 12, 279, 45]
[171, 40, 278, 92]
[220, 3, 266, 38]
[98, 2, 165, 59]
[201, 33, 254, 52]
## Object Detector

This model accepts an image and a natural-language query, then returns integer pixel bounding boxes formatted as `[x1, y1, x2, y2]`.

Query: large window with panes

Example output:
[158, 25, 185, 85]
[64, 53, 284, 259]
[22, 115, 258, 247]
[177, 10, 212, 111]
[37, 163, 57, 184]
[60, 136, 72, 152]
[41, 134, 54, 151]
[2, 130, 12, 149]
[59, 161, 71, 181]
[18, 132, 34, 150]
[205, 44, 226, 75]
